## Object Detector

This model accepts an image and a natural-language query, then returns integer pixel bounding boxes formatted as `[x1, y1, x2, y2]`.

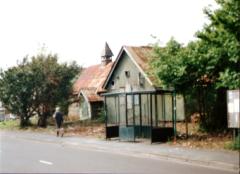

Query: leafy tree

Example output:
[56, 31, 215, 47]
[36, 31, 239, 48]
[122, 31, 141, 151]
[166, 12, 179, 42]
[197, 0, 240, 89]
[0, 54, 80, 128]
[0, 60, 36, 127]
[150, 0, 240, 131]
[28, 54, 80, 127]
[151, 38, 189, 92]
[151, 39, 211, 127]
[196, 0, 240, 130]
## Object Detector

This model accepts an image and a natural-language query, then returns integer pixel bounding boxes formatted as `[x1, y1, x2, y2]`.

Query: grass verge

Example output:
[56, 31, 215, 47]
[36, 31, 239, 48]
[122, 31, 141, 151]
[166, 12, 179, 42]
[0, 119, 19, 130]
[225, 135, 240, 150]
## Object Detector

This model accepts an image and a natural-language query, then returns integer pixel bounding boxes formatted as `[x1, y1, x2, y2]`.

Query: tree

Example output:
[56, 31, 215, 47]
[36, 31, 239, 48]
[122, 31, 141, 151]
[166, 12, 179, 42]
[151, 38, 190, 93]
[150, 0, 240, 131]
[0, 54, 80, 128]
[195, 0, 240, 130]
[151, 39, 211, 130]
[0, 59, 36, 127]
[28, 54, 80, 127]
[197, 0, 240, 89]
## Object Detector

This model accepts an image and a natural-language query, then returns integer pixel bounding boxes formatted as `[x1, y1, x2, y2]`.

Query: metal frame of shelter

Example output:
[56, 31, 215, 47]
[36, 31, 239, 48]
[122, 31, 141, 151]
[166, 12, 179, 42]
[102, 89, 177, 143]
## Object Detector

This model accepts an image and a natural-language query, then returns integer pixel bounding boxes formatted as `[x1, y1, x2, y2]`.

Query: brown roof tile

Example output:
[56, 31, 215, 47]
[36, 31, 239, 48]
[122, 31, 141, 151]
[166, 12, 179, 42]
[81, 89, 103, 102]
[125, 46, 152, 72]
[125, 46, 160, 86]
[73, 62, 114, 102]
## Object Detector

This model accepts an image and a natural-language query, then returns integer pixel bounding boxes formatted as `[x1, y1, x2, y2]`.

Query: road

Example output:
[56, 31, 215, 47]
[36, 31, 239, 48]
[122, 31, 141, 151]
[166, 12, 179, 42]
[0, 132, 237, 173]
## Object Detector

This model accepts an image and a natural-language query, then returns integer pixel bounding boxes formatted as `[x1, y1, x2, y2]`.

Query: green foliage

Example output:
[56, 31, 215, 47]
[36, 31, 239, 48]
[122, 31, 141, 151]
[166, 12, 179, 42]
[0, 120, 19, 129]
[150, 0, 239, 131]
[27, 54, 80, 127]
[151, 39, 208, 94]
[197, 0, 240, 89]
[0, 53, 81, 128]
[95, 109, 106, 123]
[0, 62, 37, 127]
[151, 38, 186, 91]
[225, 135, 240, 150]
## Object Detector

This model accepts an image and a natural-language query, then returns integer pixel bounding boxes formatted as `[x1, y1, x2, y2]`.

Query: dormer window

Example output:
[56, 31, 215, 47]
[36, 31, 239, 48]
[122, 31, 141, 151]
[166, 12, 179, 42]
[125, 71, 130, 78]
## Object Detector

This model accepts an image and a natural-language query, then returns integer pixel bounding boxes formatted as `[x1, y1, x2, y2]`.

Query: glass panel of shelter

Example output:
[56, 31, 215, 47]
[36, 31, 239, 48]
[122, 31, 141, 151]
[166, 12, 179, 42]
[106, 93, 175, 127]
[106, 96, 119, 126]
[105, 91, 175, 140]
[119, 94, 126, 125]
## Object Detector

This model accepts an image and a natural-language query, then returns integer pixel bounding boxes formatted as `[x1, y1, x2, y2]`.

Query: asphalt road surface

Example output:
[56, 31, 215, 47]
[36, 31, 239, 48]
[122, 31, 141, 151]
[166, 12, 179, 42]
[0, 132, 237, 174]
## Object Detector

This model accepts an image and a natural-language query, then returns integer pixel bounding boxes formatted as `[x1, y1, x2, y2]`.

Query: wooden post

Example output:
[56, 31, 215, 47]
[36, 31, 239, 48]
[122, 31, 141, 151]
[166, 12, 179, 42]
[104, 96, 107, 140]
[155, 94, 158, 127]
[150, 94, 153, 144]
[132, 94, 135, 142]
[162, 94, 165, 127]
[125, 94, 128, 126]
[118, 95, 120, 125]
[184, 95, 188, 139]
[173, 91, 177, 143]
[139, 94, 142, 136]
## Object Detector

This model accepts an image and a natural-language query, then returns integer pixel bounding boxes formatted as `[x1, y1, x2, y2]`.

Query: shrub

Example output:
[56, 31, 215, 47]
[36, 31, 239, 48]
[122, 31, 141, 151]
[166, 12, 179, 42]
[225, 135, 240, 150]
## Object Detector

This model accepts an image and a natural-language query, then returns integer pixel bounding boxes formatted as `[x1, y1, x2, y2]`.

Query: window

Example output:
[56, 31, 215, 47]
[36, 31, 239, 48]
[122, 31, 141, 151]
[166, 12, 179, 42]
[111, 80, 115, 86]
[138, 73, 145, 87]
[125, 71, 130, 78]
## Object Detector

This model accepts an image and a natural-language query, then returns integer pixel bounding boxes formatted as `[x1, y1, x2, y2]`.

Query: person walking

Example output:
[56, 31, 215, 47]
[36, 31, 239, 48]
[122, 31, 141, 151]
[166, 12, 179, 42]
[53, 107, 64, 137]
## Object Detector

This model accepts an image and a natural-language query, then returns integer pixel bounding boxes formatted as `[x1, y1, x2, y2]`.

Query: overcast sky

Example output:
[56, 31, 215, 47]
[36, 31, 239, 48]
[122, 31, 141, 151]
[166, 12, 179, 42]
[0, 0, 217, 70]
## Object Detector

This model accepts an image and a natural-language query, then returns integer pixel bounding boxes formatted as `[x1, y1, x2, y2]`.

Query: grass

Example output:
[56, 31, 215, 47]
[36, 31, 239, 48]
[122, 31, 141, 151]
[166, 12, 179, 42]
[172, 123, 237, 151]
[0, 119, 19, 130]
[225, 135, 240, 150]
[0, 118, 55, 134]
[0, 116, 101, 130]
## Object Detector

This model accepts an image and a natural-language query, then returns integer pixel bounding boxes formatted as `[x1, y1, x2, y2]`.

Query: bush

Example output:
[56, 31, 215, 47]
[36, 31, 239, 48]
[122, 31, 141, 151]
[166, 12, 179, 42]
[95, 109, 105, 123]
[225, 135, 240, 150]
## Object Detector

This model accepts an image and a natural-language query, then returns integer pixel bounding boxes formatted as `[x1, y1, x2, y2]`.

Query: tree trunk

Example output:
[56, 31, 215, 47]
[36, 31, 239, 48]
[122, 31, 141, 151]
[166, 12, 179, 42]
[37, 115, 47, 128]
[210, 88, 227, 131]
[20, 116, 30, 128]
[37, 105, 52, 128]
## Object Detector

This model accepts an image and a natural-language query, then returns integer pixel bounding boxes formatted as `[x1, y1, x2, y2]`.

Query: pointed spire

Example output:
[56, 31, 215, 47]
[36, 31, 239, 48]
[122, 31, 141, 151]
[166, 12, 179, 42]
[101, 42, 113, 65]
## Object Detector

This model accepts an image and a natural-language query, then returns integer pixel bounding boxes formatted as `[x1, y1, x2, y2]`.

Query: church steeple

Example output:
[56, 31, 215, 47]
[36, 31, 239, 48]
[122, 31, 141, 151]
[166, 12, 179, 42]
[101, 42, 113, 65]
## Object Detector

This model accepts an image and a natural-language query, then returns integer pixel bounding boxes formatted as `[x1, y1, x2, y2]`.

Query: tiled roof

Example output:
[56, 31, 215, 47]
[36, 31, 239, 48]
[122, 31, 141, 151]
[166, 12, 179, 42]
[125, 46, 152, 72]
[73, 62, 114, 102]
[81, 89, 103, 102]
[124, 46, 159, 86]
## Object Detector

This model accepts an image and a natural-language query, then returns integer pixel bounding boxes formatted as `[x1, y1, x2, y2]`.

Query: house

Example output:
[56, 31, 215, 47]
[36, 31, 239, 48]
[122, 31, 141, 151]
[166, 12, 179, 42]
[103, 46, 155, 92]
[68, 42, 114, 120]
[102, 45, 185, 142]
[103, 45, 184, 120]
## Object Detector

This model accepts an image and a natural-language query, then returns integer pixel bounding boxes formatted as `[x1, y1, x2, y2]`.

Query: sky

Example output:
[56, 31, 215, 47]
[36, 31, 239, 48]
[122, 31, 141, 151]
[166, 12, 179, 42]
[0, 0, 217, 70]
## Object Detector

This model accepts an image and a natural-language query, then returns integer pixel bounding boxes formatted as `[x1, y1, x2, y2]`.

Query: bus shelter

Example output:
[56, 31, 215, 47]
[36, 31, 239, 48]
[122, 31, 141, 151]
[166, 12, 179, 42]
[102, 90, 177, 143]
